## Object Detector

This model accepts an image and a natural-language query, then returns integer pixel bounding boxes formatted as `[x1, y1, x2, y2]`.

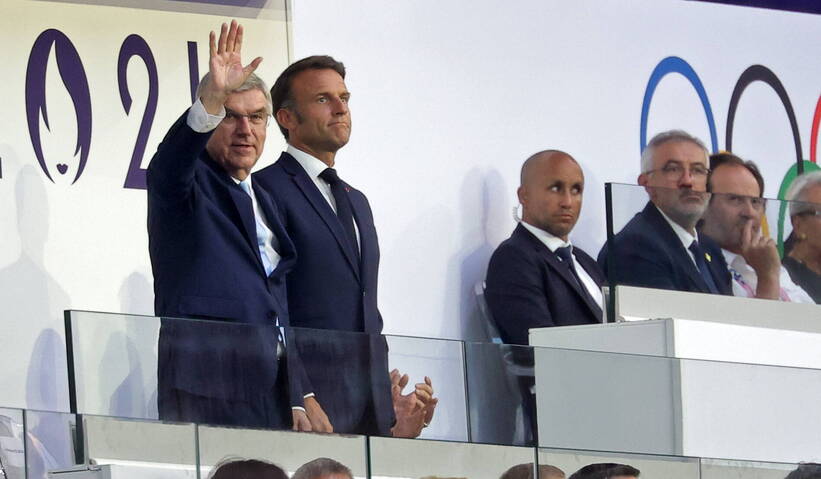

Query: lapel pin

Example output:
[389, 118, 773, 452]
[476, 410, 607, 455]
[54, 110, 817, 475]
[705, 253, 712, 262]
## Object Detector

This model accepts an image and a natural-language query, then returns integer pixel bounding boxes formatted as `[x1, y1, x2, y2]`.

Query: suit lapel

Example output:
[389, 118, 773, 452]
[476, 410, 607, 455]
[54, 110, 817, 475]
[642, 203, 709, 292]
[253, 181, 296, 278]
[202, 155, 265, 274]
[518, 225, 602, 320]
[281, 154, 362, 282]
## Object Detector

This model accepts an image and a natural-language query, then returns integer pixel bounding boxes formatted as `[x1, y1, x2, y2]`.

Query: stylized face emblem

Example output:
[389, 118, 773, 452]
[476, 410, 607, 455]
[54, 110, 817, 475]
[26, 29, 92, 184]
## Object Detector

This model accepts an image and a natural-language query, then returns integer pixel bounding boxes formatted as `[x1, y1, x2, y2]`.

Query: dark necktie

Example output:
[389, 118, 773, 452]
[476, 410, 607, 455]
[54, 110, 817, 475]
[688, 241, 719, 294]
[319, 168, 360, 261]
[555, 246, 601, 316]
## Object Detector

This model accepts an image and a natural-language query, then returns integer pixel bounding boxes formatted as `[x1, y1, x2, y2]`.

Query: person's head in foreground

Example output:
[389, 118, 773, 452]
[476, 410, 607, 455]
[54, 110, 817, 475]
[208, 458, 288, 479]
[785, 463, 821, 479]
[292, 457, 353, 479]
[500, 462, 565, 479]
[568, 462, 640, 479]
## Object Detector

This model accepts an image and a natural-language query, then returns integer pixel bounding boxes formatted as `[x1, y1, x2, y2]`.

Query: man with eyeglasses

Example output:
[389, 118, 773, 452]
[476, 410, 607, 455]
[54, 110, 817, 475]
[598, 130, 731, 295]
[147, 20, 323, 430]
[700, 153, 813, 302]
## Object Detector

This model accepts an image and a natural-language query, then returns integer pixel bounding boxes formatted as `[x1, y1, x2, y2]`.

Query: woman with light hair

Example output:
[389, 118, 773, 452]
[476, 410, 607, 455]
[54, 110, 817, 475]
[783, 170, 821, 303]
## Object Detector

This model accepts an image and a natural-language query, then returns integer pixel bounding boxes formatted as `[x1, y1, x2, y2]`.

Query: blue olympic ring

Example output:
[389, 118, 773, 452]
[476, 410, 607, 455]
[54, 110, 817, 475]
[639, 56, 719, 154]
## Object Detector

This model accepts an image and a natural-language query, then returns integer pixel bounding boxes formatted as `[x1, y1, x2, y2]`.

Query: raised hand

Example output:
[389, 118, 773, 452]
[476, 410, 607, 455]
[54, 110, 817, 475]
[739, 219, 781, 299]
[201, 20, 263, 114]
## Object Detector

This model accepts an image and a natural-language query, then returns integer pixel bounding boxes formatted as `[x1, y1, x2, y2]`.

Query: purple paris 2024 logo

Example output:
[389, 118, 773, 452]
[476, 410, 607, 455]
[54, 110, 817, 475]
[25, 29, 92, 184]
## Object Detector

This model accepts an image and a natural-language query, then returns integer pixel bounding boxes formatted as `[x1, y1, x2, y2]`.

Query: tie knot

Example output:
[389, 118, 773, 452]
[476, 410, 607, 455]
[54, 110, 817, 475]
[319, 167, 341, 185]
[555, 245, 573, 263]
[239, 179, 253, 196]
[688, 240, 702, 255]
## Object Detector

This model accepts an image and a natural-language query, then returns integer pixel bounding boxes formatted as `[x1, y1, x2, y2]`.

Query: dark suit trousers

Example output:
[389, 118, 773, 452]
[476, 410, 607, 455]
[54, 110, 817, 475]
[294, 332, 386, 436]
[158, 356, 291, 429]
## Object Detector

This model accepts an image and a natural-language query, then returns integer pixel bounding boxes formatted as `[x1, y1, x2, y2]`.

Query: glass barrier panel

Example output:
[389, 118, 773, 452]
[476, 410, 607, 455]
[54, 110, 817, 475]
[604, 182, 820, 306]
[197, 426, 367, 478]
[529, 344, 821, 464]
[66, 310, 466, 441]
[383, 334, 467, 442]
[369, 436, 534, 478]
[65, 311, 160, 421]
[80, 415, 196, 478]
[462, 341, 535, 447]
[24, 410, 76, 479]
[699, 457, 798, 479]
[538, 447, 700, 479]
[0, 408, 25, 479]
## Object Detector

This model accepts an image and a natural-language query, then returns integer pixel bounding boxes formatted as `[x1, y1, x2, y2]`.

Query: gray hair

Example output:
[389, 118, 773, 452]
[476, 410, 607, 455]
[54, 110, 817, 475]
[786, 170, 821, 216]
[195, 72, 273, 115]
[640, 130, 709, 173]
[292, 458, 352, 479]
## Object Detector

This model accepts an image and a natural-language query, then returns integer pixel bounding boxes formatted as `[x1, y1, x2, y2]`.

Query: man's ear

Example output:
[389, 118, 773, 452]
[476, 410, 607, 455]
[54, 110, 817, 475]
[516, 185, 527, 206]
[275, 108, 294, 132]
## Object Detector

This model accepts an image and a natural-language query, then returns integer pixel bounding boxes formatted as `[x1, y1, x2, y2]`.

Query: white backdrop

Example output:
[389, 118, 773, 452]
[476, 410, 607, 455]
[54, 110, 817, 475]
[291, 0, 821, 341]
[1, 0, 820, 412]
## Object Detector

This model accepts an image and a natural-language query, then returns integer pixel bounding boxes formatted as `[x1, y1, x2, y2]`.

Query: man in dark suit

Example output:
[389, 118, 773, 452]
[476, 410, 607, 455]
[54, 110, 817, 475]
[597, 130, 731, 295]
[254, 56, 435, 437]
[147, 21, 327, 431]
[485, 150, 604, 445]
[486, 150, 605, 345]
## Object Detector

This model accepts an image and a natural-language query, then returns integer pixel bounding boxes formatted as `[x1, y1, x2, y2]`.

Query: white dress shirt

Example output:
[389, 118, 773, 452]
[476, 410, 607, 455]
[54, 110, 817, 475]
[722, 249, 814, 304]
[286, 144, 360, 249]
[520, 221, 604, 310]
[655, 205, 701, 267]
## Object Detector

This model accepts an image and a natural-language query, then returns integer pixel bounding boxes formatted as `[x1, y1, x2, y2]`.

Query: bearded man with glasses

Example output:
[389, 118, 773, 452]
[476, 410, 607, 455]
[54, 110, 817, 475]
[598, 130, 731, 295]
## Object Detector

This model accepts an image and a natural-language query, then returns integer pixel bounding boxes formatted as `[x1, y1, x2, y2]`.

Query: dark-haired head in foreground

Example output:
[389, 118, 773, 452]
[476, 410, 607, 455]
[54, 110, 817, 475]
[568, 463, 640, 479]
[500, 462, 565, 479]
[292, 457, 353, 479]
[786, 463, 821, 479]
[208, 458, 288, 479]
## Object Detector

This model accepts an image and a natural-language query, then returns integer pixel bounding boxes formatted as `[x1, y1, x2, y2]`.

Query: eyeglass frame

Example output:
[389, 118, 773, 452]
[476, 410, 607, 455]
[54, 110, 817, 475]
[222, 107, 271, 127]
[644, 161, 711, 181]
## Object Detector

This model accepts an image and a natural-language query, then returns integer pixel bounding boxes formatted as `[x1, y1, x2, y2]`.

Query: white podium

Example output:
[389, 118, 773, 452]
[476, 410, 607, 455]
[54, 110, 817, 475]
[530, 287, 821, 464]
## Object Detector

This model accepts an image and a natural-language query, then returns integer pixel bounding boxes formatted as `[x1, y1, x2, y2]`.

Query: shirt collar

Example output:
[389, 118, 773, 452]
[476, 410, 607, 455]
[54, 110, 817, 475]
[287, 144, 330, 180]
[654, 204, 699, 248]
[520, 221, 571, 253]
[721, 249, 749, 272]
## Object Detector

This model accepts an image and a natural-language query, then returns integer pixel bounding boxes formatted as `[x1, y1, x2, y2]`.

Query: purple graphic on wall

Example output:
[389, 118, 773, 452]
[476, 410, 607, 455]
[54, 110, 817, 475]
[25, 29, 92, 184]
[119, 34, 158, 190]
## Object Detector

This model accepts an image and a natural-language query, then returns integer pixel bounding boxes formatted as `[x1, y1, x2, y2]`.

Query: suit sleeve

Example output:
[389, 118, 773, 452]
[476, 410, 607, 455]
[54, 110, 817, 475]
[285, 338, 311, 407]
[485, 244, 554, 345]
[146, 109, 213, 206]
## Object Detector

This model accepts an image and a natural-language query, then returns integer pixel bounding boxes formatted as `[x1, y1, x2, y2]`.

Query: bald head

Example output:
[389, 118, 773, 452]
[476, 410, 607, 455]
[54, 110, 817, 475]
[517, 150, 584, 241]
[520, 150, 581, 186]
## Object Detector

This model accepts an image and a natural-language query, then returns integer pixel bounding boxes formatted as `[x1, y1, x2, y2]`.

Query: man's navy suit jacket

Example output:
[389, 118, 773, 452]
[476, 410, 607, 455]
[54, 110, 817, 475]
[597, 201, 732, 295]
[147, 113, 304, 413]
[485, 223, 605, 346]
[253, 152, 393, 434]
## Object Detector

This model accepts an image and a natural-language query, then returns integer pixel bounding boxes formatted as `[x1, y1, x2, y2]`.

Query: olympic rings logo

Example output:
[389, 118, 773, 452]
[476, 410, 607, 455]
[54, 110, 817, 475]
[639, 56, 821, 251]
